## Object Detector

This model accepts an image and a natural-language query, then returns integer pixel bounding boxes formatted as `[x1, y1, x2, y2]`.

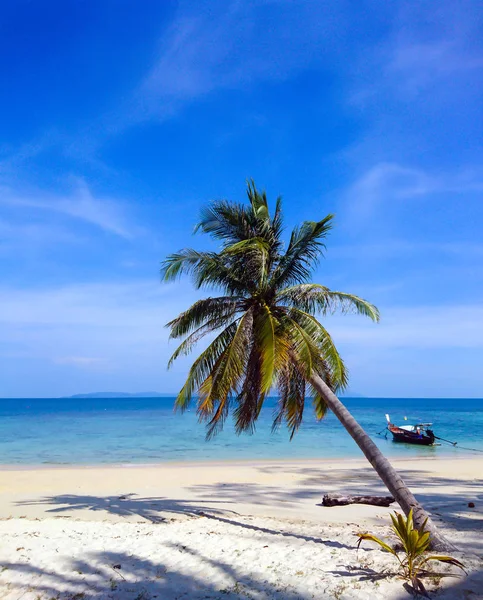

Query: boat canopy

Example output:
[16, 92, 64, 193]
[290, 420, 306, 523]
[386, 414, 432, 429]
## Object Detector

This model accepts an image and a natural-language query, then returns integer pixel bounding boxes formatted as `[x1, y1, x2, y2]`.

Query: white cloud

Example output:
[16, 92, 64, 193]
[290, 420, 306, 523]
[347, 162, 483, 220]
[391, 40, 483, 81]
[0, 178, 135, 239]
[0, 280, 181, 328]
[327, 304, 483, 350]
[355, 40, 483, 104]
[348, 0, 483, 105]
[136, 0, 347, 120]
[53, 356, 109, 369]
[353, 163, 434, 207]
[0, 215, 87, 253]
[0, 132, 59, 175]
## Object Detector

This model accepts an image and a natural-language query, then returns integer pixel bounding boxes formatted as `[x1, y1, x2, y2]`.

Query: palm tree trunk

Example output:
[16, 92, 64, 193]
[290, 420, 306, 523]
[310, 373, 453, 550]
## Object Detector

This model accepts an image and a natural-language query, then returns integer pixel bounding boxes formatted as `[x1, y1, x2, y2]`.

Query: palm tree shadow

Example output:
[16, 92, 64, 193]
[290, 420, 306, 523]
[328, 566, 396, 582]
[0, 548, 311, 599]
[16, 492, 355, 549]
[3, 541, 481, 599]
[198, 511, 353, 549]
[16, 492, 238, 523]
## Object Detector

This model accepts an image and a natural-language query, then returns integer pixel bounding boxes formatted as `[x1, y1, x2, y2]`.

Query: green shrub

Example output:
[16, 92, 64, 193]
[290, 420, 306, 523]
[357, 509, 465, 596]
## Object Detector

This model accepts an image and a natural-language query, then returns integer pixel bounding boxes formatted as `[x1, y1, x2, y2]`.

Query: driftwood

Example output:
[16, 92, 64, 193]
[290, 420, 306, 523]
[322, 493, 395, 507]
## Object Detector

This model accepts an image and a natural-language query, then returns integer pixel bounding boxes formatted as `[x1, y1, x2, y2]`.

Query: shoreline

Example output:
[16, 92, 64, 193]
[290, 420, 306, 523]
[0, 452, 481, 471]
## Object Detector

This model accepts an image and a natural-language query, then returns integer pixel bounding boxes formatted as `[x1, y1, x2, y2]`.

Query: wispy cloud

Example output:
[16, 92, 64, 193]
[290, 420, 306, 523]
[391, 40, 483, 81]
[347, 162, 483, 220]
[134, 0, 347, 121]
[356, 39, 483, 104]
[53, 356, 109, 370]
[0, 178, 135, 239]
[349, 0, 483, 104]
[328, 304, 483, 350]
[0, 280, 175, 327]
[0, 217, 86, 256]
[329, 240, 483, 262]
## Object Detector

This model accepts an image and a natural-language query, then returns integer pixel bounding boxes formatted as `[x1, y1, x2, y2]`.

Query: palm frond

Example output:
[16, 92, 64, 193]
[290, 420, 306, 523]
[195, 200, 256, 245]
[308, 381, 329, 421]
[271, 196, 284, 241]
[161, 249, 248, 295]
[277, 284, 380, 322]
[253, 304, 278, 394]
[166, 297, 242, 339]
[161, 249, 215, 282]
[270, 215, 334, 289]
[278, 310, 327, 380]
[233, 344, 263, 434]
[191, 253, 248, 294]
[222, 237, 270, 288]
[246, 179, 269, 223]
[287, 308, 348, 390]
[276, 309, 339, 425]
[198, 309, 254, 438]
[174, 322, 239, 412]
[273, 360, 306, 439]
[167, 313, 239, 366]
[326, 291, 380, 321]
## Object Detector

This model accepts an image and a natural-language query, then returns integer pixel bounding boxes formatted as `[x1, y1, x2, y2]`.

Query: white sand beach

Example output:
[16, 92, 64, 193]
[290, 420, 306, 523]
[0, 457, 482, 599]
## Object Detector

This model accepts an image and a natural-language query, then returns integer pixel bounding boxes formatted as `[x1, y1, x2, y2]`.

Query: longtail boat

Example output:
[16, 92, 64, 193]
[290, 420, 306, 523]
[385, 414, 435, 446]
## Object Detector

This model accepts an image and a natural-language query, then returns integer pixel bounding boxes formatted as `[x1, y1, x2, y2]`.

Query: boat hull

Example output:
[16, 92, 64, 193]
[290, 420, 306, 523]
[390, 432, 434, 445]
[388, 426, 435, 446]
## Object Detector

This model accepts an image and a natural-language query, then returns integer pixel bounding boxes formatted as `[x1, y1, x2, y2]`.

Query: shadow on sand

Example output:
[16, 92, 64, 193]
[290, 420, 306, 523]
[394, 568, 483, 600]
[16, 493, 354, 550]
[2, 547, 481, 599]
[0, 548, 311, 599]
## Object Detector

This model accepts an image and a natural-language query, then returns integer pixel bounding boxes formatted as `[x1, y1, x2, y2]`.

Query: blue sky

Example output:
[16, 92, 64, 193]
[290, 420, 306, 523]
[1, 0, 482, 398]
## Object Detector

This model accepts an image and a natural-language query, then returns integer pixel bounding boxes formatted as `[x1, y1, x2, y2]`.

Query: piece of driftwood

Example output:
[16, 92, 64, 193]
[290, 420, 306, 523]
[322, 493, 395, 507]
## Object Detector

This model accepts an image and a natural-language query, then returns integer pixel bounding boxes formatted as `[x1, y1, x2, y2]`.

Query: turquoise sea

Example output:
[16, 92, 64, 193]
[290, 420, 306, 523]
[0, 397, 482, 465]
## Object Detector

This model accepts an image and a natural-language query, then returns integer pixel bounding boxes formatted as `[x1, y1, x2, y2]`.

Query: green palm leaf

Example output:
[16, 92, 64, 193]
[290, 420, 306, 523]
[199, 310, 254, 438]
[270, 215, 333, 289]
[287, 308, 348, 389]
[418, 555, 466, 572]
[356, 533, 397, 557]
[195, 200, 254, 244]
[173, 321, 239, 412]
[161, 249, 216, 282]
[167, 296, 242, 340]
[233, 344, 264, 434]
[254, 304, 278, 394]
[277, 284, 380, 322]
[273, 360, 306, 438]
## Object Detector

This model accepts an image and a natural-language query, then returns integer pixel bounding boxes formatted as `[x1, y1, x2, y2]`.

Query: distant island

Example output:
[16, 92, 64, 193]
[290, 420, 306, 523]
[66, 392, 170, 399]
[66, 391, 364, 399]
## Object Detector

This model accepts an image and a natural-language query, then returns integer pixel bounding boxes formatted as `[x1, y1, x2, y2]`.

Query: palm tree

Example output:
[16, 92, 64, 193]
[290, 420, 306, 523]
[161, 181, 449, 549]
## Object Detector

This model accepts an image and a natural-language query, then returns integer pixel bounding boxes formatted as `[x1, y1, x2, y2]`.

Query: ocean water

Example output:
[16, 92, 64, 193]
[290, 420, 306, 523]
[0, 397, 482, 465]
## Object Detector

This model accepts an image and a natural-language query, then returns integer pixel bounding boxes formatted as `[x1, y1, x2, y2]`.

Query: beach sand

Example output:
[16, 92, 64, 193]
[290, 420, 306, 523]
[0, 457, 481, 598]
